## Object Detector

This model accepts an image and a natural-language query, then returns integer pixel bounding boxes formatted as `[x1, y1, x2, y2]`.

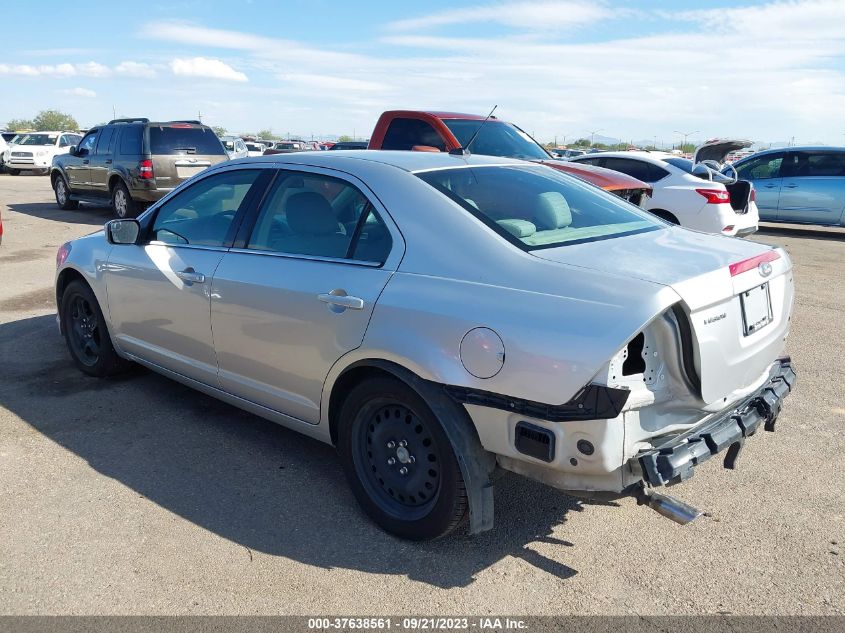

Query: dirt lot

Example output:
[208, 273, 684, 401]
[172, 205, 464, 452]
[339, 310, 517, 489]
[0, 173, 842, 615]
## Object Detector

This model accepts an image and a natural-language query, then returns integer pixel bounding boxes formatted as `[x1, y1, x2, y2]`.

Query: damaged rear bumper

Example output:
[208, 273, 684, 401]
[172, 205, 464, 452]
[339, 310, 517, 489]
[634, 357, 796, 486]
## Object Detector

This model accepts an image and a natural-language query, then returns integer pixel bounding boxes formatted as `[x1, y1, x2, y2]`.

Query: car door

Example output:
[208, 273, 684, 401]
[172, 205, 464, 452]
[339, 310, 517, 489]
[210, 167, 402, 423]
[776, 150, 845, 225]
[104, 167, 269, 384]
[64, 130, 98, 190]
[88, 125, 117, 197]
[735, 152, 784, 221]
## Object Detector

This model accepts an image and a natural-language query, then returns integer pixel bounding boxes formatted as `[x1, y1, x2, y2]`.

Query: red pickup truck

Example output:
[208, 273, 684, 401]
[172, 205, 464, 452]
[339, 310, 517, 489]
[368, 110, 651, 204]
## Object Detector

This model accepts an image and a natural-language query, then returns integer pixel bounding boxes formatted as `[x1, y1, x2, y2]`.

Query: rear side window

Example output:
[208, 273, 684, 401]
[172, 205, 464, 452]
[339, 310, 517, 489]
[119, 125, 144, 155]
[95, 127, 115, 155]
[736, 154, 784, 180]
[601, 158, 668, 183]
[382, 118, 446, 151]
[148, 126, 226, 155]
[246, 170, 392, 263]
[784, 152, 845, 177]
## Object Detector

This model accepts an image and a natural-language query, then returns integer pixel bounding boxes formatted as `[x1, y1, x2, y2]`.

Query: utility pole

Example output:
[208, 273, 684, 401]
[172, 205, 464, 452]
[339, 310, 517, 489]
[589, 128, 604, 147]
[112, 105, 116, 120]
[197, 110, 203, 123]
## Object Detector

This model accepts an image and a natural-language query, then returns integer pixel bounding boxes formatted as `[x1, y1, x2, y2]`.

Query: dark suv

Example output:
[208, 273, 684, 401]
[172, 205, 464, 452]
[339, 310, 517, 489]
[50, 118, 228, 217]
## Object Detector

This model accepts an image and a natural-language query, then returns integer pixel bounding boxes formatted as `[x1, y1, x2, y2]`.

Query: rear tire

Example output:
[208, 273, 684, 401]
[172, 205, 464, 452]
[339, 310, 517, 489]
[111, 181, 138, 218]
[338, 376, 468, 540]
[61, 280, 131, 377]
[650, 209, 680, 225]
[53, 175, 79, 210]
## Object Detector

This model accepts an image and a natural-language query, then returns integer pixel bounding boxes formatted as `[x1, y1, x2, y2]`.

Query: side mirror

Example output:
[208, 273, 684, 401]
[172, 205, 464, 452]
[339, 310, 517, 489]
[106, 219, 141, 245]
[68, 145, 78, 156]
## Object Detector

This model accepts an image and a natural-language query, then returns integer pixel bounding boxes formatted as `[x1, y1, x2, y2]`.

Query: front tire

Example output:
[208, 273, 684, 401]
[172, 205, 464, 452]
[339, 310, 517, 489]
[7, 168, 20, 176]
[61, 280, 130, 377]
[111, 181, 138, 218]
[53, 175, 79, 210]
[338, 376, 468, 540]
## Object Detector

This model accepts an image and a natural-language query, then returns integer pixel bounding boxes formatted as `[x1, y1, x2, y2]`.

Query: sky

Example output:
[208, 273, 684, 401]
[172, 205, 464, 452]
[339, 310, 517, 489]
[2, 0, 845, 146]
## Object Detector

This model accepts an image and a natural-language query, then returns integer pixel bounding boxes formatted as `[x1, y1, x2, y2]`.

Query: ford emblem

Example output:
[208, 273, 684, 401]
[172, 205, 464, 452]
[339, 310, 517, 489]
[758, 262, 773, 277]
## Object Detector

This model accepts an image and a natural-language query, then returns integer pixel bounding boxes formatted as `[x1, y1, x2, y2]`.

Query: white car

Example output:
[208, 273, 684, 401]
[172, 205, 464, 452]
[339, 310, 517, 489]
[570, 141, 759, 237]
[219, 135, 248, 160]
[244, 141, 265, 158]
[4, 131, 82, 175]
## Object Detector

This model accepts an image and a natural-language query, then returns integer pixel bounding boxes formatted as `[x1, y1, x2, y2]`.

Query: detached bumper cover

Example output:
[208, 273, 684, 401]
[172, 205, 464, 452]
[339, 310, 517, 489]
[636, 357, 796, 486]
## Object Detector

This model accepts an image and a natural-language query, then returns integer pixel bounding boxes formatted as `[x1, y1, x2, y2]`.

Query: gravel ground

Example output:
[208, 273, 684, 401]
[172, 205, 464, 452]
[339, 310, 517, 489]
[0, 173, 842, 615]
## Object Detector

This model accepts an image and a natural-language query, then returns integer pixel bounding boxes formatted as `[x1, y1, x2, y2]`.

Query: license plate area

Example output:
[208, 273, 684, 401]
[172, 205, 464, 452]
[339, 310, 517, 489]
[740, 283, 772, 336]
[175, 165, 207, 179]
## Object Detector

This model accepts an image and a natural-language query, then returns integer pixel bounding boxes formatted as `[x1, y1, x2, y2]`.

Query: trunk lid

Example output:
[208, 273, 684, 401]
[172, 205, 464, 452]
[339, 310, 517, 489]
[694, 139, 753, 165]
[533, 227, 793, 404]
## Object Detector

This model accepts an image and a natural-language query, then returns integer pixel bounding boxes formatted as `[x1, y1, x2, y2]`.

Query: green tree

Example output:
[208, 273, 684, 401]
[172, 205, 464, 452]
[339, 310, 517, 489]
[257, 128, 279, 140]
[211, 125, 227, 137]
[6, 118, 34, 131]
[337, 134, 354, 142]
[32, 110, 79, 131]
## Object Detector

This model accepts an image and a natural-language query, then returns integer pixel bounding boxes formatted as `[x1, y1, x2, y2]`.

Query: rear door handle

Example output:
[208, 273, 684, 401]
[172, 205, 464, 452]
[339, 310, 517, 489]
[763, 184, 778, 189]
[82, 159, 89, 165]
[318, 292, 364, 311]
[105, 159, 113, 164]
[176, 269, 206, 284]
[783, 183, 798, 189]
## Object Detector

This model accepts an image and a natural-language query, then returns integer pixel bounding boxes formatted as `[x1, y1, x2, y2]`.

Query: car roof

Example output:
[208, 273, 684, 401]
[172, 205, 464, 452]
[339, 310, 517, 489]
[573, 151, 676, 165]
[383, 110, 493, 121]
[223, 149, 528, 173]
[749, 145, 845, 156]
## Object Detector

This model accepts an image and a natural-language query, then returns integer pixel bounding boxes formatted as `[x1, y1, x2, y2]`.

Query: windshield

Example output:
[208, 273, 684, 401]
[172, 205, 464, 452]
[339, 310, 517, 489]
[18, 134, 58, 146]
[417, 165, 660, 250]
[442, 120, 550, 160]
[149, 126, 226, 155]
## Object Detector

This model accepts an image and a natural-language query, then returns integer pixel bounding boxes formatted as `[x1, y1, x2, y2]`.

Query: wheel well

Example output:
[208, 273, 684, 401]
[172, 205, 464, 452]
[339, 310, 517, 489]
[50, 170, 63, 186]
[650, 209, 680, 225]
[328, 364, 405, 445]
[108, 175, 124, 194]
[55, 268, 88, 324]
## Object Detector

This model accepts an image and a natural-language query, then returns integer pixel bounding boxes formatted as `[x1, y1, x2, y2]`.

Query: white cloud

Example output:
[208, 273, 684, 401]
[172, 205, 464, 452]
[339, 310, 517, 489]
[386, 0, 617, 31]
[61, 87, 97, 98]
[115, 61, 157, 78]
[0, 61, 111, 77]
[170, 57, 248, 82]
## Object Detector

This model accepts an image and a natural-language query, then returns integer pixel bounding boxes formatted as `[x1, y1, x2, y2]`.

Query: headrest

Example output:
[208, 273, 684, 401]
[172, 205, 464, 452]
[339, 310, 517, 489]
[497, 219, 536, 238]
[533, 192, 572, 230]
[286, 192, 338, 235]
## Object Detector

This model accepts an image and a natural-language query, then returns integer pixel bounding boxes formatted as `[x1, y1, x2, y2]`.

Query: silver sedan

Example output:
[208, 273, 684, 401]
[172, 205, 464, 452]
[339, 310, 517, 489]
[55, 151, 796, 540]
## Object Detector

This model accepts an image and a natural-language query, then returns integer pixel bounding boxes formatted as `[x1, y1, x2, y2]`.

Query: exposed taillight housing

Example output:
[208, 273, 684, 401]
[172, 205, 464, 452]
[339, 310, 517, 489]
[750, 188, 757, 202]
[139, 159, 154, 180]
[56, 242, 71, 268]
[729, 250, 780, 276]
[695, 188, 731, 204]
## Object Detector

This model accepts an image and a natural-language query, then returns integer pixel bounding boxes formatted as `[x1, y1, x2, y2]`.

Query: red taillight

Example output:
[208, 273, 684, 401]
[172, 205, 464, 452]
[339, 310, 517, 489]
[750, 188, 757, 202]
[139, 159, 154, 180]
[729, 250, 779, 277]
[56, 242, 71, 268]
[722, 225, 735, 233]
[695, 188, 731, 204]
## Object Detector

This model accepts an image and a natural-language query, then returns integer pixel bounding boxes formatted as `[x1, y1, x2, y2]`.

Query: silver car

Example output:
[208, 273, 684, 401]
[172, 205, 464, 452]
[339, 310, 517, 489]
[734, 146, 845, 226]
[55, 151, 796, 540]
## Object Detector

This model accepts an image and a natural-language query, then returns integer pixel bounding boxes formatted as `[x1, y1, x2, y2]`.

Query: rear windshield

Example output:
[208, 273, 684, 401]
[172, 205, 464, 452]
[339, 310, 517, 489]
[442, 120, 550, 160]
[665, 157, 693, 173]
[148, 126, 226, 155]
[417, 165, 660, 250]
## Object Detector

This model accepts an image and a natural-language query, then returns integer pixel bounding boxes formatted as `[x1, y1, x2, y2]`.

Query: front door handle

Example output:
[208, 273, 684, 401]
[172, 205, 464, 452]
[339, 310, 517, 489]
[783, 183, 798, 189]
[763, 184, 778, 188]
[176, 269, 206, 284]
[318, 291, 364, 311]
[82, 159, 89, 165]
[105, 159, 113, 165]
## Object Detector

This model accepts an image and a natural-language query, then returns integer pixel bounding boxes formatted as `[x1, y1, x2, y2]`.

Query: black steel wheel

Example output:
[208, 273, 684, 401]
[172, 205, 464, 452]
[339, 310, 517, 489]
[339, 376, 467, 540]
[61, 280, 131, 377]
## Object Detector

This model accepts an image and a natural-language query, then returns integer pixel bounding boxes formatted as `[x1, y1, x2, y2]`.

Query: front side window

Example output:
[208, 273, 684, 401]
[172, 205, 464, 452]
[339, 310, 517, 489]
[151, 169, 262, 247]
[442, 120, 549, 160]
[736, 153, 784, 180]
[417, 165, 660, 249]
[247, 171, 392, 263]
[77, 132, 98, 155]
[382, 118, 446, 151]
